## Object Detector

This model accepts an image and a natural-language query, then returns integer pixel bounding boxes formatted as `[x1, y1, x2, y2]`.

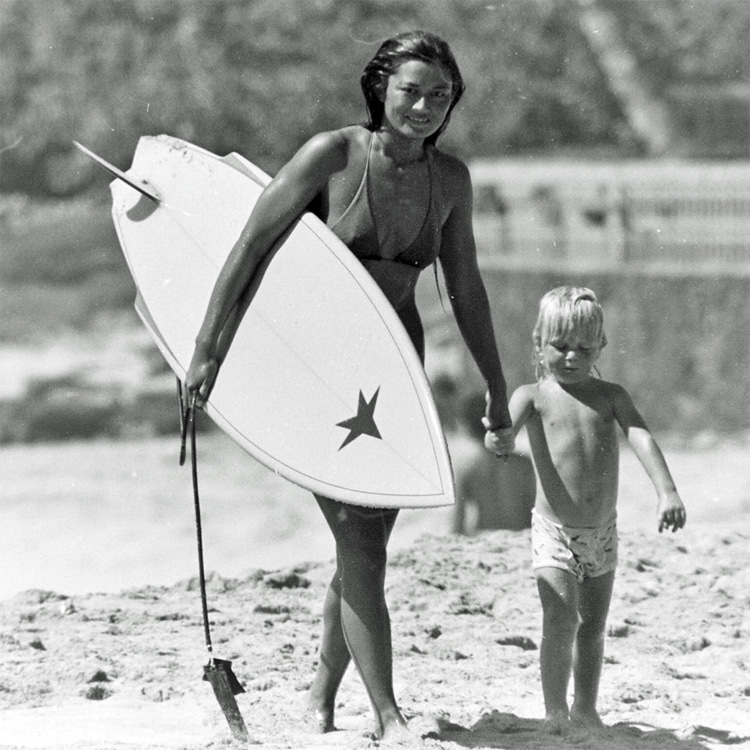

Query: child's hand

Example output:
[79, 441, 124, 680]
[483, 390, 514, 457]
[482, 419, 515, 458]
[486, 426, 515, 458]
[657, 492, 687, 533]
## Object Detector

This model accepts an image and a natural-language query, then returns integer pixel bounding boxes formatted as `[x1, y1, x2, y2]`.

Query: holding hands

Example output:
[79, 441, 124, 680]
[482, 390, 515, 458]
[484, 425, 515, 458]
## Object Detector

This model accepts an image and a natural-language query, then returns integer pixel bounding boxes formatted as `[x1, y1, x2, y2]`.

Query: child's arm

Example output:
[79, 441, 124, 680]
[612, 385, 687, 533]
[508, 385, 536, 437]
[483, 384, 534, 452]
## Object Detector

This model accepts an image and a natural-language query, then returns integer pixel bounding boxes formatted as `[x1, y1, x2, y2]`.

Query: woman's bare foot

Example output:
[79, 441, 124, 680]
[304, 706, 336, 734]
[378, 719, 421, 747]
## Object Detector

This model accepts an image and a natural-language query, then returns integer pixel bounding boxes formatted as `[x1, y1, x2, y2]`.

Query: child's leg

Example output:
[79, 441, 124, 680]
[312, 495, 407, 740]
[535, 567, 579, 728]
[571, 570, 615, 727]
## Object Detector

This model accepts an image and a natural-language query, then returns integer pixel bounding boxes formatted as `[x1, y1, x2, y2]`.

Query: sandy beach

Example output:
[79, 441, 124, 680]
[1, 525, 749, 750]
[1, 433, 749, 750]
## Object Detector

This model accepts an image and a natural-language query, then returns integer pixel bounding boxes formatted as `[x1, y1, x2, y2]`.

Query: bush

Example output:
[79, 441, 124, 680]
[1, 392, 122, 443]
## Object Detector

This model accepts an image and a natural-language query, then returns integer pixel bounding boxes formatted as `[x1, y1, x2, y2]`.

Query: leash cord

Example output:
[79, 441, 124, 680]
[178, 378, 214, 663]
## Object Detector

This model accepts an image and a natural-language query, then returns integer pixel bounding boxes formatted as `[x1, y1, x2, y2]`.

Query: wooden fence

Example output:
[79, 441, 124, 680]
[470, 159, 750, 272]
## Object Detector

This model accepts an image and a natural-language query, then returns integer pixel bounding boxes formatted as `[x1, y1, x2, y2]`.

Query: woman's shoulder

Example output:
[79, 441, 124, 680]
[297, 126, 368, 164]
[429, 147, 471, 204]
[430, 147, 469, 179]
[285, 126, 366, 179]
[300, 127, 347, 156]
[311, 125, 370, 149]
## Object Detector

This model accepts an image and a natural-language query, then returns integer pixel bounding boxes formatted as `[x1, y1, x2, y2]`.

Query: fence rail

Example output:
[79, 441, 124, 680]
[470, 159, 750, 272]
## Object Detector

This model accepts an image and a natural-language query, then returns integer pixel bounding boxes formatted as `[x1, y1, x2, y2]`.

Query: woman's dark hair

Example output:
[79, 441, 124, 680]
[360, 30, 465, 146]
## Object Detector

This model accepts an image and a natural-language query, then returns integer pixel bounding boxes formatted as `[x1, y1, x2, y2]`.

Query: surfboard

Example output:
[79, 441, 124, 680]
[85, 135, 454, 508]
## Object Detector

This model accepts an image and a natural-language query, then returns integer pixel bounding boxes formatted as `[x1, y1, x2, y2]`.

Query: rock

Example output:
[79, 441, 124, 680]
[83, 684, 112, 701]
[608, 622, 630, 637]
[87, 669, 110, 683]
[12, 590, 68, 606]
[253, 603, 291, 615]
[262, 571, 310, 589]
[495, 635, 537, 650]
[684, 635, 711, 652]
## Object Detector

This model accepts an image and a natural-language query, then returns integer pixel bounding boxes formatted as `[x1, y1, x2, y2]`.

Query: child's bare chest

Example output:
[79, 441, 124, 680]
[534, 386, 616, 443]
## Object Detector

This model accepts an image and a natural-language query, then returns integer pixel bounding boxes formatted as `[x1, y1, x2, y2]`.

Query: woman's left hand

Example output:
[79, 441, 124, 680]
[483, 423, 515, 458]
[482, 390, 514, 457]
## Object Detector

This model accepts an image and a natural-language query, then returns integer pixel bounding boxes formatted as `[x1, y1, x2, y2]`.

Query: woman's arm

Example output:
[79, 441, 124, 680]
[438, 160, 511, 434]
[186, 131, 347, 403]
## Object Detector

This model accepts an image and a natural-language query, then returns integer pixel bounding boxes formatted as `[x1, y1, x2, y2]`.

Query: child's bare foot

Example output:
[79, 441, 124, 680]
[570, 706, 604, 728]
[304, 706, 335, 734]
[542, 709, 570, 735]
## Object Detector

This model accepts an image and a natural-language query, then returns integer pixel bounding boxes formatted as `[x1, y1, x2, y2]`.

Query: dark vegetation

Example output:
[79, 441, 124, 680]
[1, 0, 748, 442]
[1, 0, 748, 197]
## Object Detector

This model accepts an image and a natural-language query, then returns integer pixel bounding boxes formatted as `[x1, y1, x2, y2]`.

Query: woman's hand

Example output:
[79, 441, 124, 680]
[185, 351, 219, 409]
[482, 390, 515, 458]
[483, 424, 515, 458]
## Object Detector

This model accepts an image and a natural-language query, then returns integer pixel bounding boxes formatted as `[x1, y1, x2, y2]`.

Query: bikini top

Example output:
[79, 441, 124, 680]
[327, 132, 443, 270]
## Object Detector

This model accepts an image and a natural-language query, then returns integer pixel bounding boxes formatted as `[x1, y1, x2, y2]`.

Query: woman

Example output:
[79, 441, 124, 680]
[186, 30, 514, 741]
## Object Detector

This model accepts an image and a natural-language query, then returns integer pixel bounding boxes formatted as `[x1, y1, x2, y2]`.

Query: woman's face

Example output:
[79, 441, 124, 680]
[380, 60, 454, 141]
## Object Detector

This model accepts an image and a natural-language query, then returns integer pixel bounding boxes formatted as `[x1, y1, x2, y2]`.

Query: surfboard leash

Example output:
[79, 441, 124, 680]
[177, 378, 249, 742]
[178, 385, 214, 661]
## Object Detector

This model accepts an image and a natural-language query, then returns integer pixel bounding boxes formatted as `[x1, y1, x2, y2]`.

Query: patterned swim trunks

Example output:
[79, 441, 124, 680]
[531, 510, 618, 583]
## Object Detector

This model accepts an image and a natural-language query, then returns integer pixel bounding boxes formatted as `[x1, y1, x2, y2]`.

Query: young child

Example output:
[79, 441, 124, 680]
[507, 286, 686, 731]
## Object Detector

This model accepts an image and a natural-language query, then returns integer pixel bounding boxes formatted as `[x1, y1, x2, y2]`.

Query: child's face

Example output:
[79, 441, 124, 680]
[538, 333, 602, 384]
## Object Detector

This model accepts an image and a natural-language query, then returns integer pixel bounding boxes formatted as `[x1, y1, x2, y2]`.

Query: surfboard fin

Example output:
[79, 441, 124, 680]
[73, 140, 161, 204]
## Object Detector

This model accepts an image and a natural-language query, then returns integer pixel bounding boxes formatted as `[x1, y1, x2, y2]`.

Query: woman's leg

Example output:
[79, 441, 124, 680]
[306, 555, 350, 732]
[309, 494, 406, 739]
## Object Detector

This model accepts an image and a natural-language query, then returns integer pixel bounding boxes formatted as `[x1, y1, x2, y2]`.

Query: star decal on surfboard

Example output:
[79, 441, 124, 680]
[336, 388, 382, 450]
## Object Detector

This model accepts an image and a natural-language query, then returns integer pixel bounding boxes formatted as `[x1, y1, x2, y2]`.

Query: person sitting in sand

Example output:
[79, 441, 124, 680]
[506, 286, 686, 731]
[452, 389, 536, 535]
[185, 30, 515, 743]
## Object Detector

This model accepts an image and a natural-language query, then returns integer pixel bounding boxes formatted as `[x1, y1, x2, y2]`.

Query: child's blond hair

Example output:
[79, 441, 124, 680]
[532, 286, 607, 380]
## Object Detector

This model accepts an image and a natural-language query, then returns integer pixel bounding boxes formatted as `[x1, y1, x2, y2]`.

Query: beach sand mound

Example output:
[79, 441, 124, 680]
[1, 526, 748, 750]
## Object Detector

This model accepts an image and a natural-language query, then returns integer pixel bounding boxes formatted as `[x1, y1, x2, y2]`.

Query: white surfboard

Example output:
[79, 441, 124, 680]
[94, 135, 454, 508]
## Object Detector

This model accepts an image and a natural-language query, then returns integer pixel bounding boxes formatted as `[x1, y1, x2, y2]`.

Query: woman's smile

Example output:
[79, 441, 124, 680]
[382, 60, 453, 139]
